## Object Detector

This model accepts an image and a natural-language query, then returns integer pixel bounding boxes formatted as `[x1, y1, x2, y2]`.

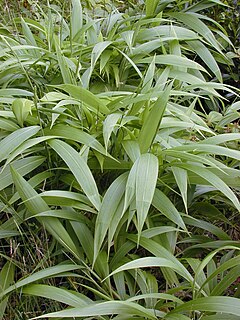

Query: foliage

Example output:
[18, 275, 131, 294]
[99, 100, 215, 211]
[0, 0, 240, 319]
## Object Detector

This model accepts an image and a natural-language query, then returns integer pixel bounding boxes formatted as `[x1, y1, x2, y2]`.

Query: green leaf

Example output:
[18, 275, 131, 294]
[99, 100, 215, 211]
[0, 230, 20, 239]
[32, 301, 157, 319]
[135, 154, 159, 235]
[0, 156, 45, 191]
[0, 126, 40, 164]
[0, 88, 33, 97]
[108, 257, 187, 281]
[169, 12, 222, 52]
[145, 0, 159, 17]
[172, 167, 188, 213]
[172, 144, 240, 162]
[10, 167, 80, 258]
[0, 262, 15, 320]
[49, 139, 101, 210]
[71, 0, 83, 40]
[128, 235, 193, 283]
[139, 55, 207, 72]
[94, 172, 128, 263]
[0, 264, 81, 300]
[176, 163, 240, 211]
[138, 83, 172, 153]
[103, 113, 122, 150]
[54, 36, 74, 85]
[44, 124, 107, 156]
[23, 284, 91, 307]
[170, 296, 240, 317]
[152, 189, 186, 230]
[57, 84, 109, 114]
[188, 40, 222, 82]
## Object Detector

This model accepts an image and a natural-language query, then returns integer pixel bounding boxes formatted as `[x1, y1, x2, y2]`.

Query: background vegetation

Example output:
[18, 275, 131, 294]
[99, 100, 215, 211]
[0, 0, 240, 319]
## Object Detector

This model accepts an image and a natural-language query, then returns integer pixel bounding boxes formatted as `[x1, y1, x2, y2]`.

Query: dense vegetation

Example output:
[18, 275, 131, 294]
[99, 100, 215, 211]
[0, 0, 240, 319]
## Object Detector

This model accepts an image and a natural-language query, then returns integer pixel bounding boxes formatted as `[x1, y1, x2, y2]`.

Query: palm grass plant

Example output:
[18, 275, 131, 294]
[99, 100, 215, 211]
[0, 0, 240, 319]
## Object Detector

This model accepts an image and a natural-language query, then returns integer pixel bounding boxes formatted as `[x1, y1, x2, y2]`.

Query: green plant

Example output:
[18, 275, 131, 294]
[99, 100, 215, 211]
[0, 0, 240, 319]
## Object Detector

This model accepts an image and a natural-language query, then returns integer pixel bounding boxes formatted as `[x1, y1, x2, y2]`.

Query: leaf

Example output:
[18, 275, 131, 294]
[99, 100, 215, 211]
[0, 118, 19, 132]
[22, 284, 91, 307]
[139, 55, 207, 72]
[0, 230, 20, 239]
[122, 140, 141, 163]
[21, 17, 37, 46]
[54, 35, 74, 85]
[44, 124, 107, 156]
[172, 167, 188, 213]
[201, 314, 240, 320]
[200, 133, 240, 145]
[57, 84, 109, 114]
[0, 264, 81, 300]
[108, 257, 187, 280]
[0, 88, 33, 97]
[0, 262, 15, 320]
[176, 163, 240, 211]
[0, 126, 40, 164]
[10, 167, 80, 258]
[152, 189, 186, 230]
[138, 83, 172, 153]
[103, 113, 122, 150]
[127, 235, 193, 283]
[170, 296, 240, 317]
[127, 292, 183, 304]
[145, 0, 159, 17]
[0, 156, 45, 191]
[49, 139, 101, 210]
[172, 144, 240, 162]
[210, 265, 240, 296]
[71, 0, 83, 40]
[94, 172, 128, 263]
[169, 12, 222, 52]
[83, 41, 112, 88]
[32, 301, 157, 319]
[188, 40, 222, 82]
[135, 154, 159, 236]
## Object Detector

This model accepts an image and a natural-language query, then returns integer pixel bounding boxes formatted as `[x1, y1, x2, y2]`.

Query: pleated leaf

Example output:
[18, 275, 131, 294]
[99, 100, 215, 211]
[177, 164, 240, 211]
[0, 126, 40, 163]
[109, 257, 188, 281]
[103, 113, 122, 150]
[170, 296, 240, 317]
[32, 300, 157, 319]
[23, 284, 91, 308]
[44, 124, 107, 156]
[0, 264, 81, 300]
[135, 154, 159, 236]
[139, 55, 207, 72]
[0, 262, 15, 320]
[71, 0, 83, 40]
[10, 167, 79, 258]
[138, 83, 172, 153]
[172, 167, 188, 213]
[94, 172, 128, 263]
[49, 139, 101, 210]
[0, 156, 45, 191]
[57, 84, 109, 114]
[152, 189, 186, 230]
